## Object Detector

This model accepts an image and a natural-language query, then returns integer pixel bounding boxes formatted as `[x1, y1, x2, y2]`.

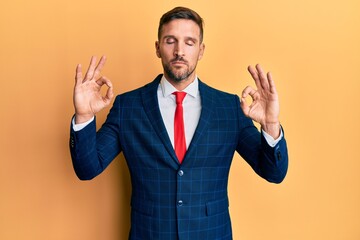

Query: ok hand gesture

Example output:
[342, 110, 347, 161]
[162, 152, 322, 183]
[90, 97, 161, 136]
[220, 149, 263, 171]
[73, 56, 114, 124]
[240, 64, 281, 139]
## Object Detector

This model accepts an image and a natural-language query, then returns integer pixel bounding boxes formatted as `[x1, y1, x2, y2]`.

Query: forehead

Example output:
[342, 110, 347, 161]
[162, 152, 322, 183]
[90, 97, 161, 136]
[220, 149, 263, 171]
[160, 19, 201, 40]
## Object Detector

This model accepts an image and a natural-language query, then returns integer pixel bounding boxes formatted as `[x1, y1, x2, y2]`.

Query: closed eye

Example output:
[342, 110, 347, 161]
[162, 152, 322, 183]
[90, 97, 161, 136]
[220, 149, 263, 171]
[185, 38, 197, 46]
[164, 36, 176, 44]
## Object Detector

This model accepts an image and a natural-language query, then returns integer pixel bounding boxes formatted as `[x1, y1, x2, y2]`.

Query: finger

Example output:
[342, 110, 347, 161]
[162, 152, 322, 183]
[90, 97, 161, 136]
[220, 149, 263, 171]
[242, 85, 259, 100]
[84, 56, 97, 82]
[104, 84, 114, 102]
[240, 98, 250, 117]
[93, 55, 107, 80]
[247, 65, 261, 90]
[96, 76, 114, 104]
[267, 72, 278, 94]
[75, 64, 83, 86]
[255, 64, 270, 90]
[96, 76, 113, 88]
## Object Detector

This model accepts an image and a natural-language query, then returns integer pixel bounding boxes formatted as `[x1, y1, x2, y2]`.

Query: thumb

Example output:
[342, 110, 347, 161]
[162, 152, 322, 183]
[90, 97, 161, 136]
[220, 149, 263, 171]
[104, 85, 114, 104]
[240, 97, 250, 117]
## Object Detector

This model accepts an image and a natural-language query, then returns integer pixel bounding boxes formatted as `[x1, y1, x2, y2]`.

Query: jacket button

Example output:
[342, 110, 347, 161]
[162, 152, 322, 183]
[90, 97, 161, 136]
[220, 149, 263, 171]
[178, 200, 183, 206]
[178, 170, 184, 176]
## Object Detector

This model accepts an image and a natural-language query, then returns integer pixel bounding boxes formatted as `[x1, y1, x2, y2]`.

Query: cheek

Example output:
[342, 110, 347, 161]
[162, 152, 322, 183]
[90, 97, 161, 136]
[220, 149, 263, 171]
[188, 49, 202, 62]
[159, 46, 174, 59]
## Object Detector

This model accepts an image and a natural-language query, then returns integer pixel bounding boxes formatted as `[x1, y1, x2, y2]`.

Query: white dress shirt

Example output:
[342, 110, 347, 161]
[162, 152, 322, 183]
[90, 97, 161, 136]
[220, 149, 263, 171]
[72, 76, 282, 148]
[158, 75, 201, 149]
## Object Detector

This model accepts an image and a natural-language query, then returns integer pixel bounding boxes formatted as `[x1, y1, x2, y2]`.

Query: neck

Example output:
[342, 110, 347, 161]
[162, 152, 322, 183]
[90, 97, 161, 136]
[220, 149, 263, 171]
[164, 73, 197, 91]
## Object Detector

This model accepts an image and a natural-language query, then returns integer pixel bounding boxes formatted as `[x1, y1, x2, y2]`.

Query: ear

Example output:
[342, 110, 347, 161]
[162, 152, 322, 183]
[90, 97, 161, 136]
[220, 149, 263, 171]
[198, 42, 205, 60]
[155, 41, 161, 58]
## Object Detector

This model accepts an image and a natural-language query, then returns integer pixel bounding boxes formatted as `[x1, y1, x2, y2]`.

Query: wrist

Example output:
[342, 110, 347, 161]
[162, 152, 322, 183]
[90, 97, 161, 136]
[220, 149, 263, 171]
[75, 113, 94, 124]
[261, 122, 281, 139]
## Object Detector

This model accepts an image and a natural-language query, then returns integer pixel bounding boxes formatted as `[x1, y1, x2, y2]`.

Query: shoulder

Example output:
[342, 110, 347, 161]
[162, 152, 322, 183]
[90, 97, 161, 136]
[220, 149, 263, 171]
[198, 79, 240, 104]
[113, 74, 162, 103]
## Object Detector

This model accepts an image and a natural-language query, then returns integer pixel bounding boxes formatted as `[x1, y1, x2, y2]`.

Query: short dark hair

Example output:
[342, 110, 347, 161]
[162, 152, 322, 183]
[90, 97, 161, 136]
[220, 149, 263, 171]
[158, 6, 204, 43]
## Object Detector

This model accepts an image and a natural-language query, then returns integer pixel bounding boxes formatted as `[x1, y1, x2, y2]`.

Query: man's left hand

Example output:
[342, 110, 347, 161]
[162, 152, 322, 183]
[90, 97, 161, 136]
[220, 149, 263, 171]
[240, 64, 281, 139]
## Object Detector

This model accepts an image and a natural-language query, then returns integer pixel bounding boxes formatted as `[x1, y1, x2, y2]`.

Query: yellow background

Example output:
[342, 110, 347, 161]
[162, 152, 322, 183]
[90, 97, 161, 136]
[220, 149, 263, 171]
[1, 0, 359, 239]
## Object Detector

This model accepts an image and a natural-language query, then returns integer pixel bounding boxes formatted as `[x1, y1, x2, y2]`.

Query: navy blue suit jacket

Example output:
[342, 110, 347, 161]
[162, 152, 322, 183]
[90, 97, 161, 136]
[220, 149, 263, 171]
[69, 74, 288, 240]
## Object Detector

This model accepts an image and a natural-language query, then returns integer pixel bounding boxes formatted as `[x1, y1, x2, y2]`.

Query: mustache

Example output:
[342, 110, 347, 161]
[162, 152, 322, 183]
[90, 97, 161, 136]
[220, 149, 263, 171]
[171, 56, 188, 64]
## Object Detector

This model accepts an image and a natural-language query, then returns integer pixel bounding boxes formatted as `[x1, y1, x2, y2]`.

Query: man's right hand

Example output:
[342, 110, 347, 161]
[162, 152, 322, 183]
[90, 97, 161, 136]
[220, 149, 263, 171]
[73, 56, 114, 124]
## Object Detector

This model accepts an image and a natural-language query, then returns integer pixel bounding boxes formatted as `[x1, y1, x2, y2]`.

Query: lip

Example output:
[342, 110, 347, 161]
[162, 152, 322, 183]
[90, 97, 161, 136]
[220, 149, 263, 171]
[171, 61, 187, 65]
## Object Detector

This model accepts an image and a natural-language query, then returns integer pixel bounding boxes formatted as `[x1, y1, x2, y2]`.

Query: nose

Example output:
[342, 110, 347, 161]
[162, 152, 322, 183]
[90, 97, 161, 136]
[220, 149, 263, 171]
[174, 42, 185, 57]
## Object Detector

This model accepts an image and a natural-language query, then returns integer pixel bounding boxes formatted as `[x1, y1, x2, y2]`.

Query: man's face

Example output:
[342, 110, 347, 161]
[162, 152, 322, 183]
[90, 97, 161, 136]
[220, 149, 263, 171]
[156, 19, 205, 84]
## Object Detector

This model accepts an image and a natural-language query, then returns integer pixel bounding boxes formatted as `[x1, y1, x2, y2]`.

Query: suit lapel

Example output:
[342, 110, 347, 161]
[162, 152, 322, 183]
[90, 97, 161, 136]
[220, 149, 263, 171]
[141, 76, 215, 167]
[141, 75, 179, 168]
[183, 80, 214, 165]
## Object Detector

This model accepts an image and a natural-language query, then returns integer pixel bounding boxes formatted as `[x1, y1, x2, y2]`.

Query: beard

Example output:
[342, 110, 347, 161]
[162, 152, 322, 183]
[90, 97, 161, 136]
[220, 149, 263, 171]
[163, 57, 197, 83]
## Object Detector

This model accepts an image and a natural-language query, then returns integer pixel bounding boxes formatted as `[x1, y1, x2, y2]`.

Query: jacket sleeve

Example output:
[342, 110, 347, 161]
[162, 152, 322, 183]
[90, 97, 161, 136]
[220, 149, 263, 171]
[69, 96, 122, 180]
[234, 95, 288, 183]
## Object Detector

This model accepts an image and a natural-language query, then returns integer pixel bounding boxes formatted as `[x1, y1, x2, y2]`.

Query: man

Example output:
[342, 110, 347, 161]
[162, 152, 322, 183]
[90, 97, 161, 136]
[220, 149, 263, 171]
[70, 6, 288, 240]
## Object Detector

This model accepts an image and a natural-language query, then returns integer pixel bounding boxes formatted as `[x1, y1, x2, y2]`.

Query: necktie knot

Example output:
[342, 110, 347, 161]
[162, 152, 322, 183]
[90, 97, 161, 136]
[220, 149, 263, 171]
[173, 91, 187, 105]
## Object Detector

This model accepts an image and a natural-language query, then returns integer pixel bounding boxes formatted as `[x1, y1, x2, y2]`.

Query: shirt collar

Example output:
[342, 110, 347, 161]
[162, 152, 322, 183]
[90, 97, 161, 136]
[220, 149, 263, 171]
[160, 75, 199, 98]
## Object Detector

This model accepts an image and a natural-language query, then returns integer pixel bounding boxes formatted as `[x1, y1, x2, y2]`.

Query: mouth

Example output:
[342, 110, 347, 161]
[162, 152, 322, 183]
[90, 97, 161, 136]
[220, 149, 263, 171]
[171, 56, 187, 65]
[171, 60, 187, 66]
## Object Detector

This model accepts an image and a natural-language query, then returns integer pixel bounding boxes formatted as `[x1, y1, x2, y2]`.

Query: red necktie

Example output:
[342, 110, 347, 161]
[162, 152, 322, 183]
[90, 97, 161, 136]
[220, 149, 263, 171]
[173, 92, 187, 163]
